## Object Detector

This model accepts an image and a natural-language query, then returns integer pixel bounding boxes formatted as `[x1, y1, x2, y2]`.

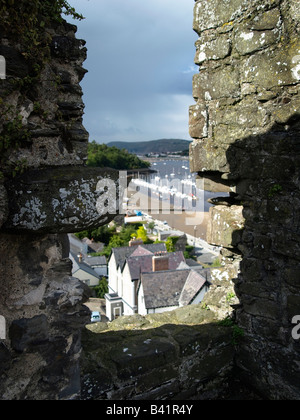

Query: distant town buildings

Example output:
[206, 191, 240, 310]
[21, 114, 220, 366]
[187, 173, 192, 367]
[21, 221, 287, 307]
[68, 234, 107, 286]
[68, 233, 212, 322]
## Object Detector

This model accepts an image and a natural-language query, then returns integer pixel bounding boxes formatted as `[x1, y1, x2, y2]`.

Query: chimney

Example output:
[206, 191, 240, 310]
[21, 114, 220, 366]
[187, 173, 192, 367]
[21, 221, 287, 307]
[152, 253, 169, 272]
[129, 238, 144, 247]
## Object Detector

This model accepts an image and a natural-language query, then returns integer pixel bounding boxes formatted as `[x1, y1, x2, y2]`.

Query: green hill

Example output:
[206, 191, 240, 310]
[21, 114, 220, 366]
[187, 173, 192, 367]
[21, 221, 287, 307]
[106, 139, 191, 155]
[87, 141, 150, 170]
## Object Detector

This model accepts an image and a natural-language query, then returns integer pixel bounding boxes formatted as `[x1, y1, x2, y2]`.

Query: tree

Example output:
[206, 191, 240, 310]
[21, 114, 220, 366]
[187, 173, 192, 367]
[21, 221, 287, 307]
[136, 226, 148, 242]
[148, 221, 155, 232]
[75, 224, 116, 245]
[184, 245, 196, 261]
[100, 235, 124, 258]
[165, 236, 179, 252]
[94, 277, 108, 298]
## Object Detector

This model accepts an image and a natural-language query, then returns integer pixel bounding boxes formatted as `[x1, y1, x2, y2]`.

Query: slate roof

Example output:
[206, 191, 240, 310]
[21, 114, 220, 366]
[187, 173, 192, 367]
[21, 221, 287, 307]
[179, 270, 207, 306]
[110, 243, 167, 269]
[126, 255, 153, 280]
[177, 261, 191, 270]
[126, 251, 185, 280]
[140, 270, 189, 309]
[130, 245, 154, 257]
[81, 237, 104, 253]
[68, 234, 104, 258]
[70, 252, 100, 279]
[140, 268, 208, 310]
[85, 255, 107, 267]
[185, 259, 203, 267]
[69, 233, 86, 255]
[177, 261, 212, 283]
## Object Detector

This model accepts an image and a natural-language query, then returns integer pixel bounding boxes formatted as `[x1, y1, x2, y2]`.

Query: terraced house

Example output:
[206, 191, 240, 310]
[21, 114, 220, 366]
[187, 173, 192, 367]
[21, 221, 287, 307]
[106, 239, 210, 320]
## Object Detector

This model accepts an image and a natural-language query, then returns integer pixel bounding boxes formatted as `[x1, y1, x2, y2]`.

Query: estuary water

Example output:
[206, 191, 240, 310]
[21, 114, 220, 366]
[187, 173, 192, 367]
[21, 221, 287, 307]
[126, 157, 222, 239]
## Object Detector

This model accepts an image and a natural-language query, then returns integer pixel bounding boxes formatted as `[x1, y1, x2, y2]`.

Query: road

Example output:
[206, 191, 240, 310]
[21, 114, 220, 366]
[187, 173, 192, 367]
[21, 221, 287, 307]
[143, 213, 220, 264]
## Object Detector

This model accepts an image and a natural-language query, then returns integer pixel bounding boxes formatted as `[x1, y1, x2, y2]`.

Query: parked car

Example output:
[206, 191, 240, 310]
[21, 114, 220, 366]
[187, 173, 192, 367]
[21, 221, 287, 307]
[91, 311, 101, 323]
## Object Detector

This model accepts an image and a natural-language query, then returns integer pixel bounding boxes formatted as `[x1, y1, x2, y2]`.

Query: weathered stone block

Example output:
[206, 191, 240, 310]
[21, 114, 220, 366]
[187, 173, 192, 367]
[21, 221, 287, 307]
[206, 205, 245, 248]
[273, 96, 300, 124]
[189, 345, 234, 383]
[194, 33, 232, 64]
[193, 66, 240, 101]
[241, 40, 300, 89]
[51, 36, 87, 62]
[250, 7, 281, 31]
[234, 27, 279, 55]
[189, 103, 208, 138]
[190, 138, 230, 174]
[194, 0, 282, 34]
[243, 297, 281, 320]
[9, 315, 49, 353]
[44, 276, 91, 312]
[2, 166, 121, 234]
[195, 174, 236, 194]
[213, 98, 270, 145]
[81, 309, 235, 400]
[193, 0, 248, 34]
[135, 364, 178, 395]
[112, 337, 177, 381]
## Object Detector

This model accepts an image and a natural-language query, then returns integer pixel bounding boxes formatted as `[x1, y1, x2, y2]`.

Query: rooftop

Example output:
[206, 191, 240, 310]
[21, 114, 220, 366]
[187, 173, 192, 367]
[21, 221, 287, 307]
[110, 243, 167, 269]
[125, 251, 185, 280]
[140, 268, 208, 310]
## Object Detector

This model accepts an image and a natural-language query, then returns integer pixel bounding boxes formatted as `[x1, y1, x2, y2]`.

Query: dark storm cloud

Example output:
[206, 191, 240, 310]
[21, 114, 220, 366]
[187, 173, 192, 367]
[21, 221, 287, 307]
[68, 0, 198, 142]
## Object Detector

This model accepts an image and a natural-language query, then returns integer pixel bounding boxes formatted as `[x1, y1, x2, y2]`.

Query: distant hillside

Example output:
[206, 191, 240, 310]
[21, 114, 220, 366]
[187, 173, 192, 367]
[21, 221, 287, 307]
[106, 139, 192, 155]
[87, 141, 151, 170]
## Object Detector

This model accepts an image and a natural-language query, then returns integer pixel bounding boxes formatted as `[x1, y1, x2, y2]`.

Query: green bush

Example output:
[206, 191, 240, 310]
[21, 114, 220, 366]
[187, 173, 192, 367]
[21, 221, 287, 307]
[93, 278, 109, 299]
[165, 236, 179, 252]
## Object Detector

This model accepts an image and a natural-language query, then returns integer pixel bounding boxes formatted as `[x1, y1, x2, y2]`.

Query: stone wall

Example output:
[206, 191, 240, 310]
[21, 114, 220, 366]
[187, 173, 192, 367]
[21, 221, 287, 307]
[190, 0, 300, 399]
[0, 4, 118, 400]
[81, 306, 236, 400]
[0, 233, 90, 399]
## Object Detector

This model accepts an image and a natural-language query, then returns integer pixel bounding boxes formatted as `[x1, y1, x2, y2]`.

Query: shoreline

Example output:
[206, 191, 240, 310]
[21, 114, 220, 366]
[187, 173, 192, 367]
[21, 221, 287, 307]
[125, 189, 210, 240]
[142, 156, 189, 163]
[146, 210, 209, 240]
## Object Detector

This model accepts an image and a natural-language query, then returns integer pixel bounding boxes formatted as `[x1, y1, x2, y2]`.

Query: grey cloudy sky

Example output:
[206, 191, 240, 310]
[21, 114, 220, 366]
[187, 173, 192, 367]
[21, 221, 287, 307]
[67, 0, 198, 143]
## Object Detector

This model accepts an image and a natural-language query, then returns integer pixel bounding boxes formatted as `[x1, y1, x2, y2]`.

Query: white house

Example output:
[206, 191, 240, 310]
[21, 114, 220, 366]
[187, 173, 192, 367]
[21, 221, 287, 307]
[105, 240, 170, 321]
[120, 248, 185, 316]
[105, 238, 210, 321]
